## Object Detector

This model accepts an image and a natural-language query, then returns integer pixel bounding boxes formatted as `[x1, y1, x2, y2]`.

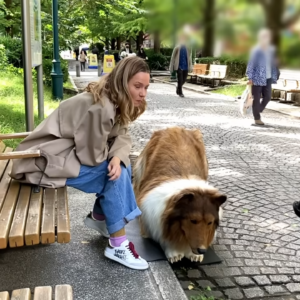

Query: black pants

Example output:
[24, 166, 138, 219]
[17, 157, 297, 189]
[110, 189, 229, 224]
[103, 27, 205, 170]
[80, 62, 86, 71]
[177, 69, 188, 95]
[251, 78, 272, 120]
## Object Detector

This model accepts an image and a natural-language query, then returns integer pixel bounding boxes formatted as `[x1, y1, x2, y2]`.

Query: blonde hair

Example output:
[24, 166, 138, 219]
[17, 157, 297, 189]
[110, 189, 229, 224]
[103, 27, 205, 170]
[85, 56, 150, 125]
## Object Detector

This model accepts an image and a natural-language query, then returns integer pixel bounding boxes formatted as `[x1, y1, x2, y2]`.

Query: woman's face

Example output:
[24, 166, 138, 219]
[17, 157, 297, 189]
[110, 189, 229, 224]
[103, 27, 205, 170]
[128, 72, 150, 107]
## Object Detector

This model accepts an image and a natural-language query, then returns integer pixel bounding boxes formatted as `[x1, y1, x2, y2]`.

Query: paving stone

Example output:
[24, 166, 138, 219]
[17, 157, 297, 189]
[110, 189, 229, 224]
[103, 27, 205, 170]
[292, 275, 300, 282]
[222, 267, 242, 276]
[241, 267, 261, 275]
[180, 281, 193, 290]
[235, 276, 255, 287]
[187, 269, 201, 279]
[213, 245, 228, 251]
[278, 268, 294, 275]
[202, 267, 223, 277]
[260, 267, 277, 275]
[217, 251, 233, 259]
[286, 283, 300, 293]
[245, 259, 264, 267]
[231, 245, 245, 251]
[269, 275, 291, 284]
[243, 287, 265, 298]
[196, 280, 215, 289]
[265, 285, 289, 295]
[205, 290, 224, 298]
[215, 278, 235, 287]
[224, 288, 244, 299]
[253, 275, 272, 286]
[226, 258, 244, 267]
[234, 251, 252, 258]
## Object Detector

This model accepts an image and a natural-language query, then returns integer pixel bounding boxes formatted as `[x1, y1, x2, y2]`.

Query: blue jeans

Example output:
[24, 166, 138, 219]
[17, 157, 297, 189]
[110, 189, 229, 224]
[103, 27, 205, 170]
[66, 160, 141, 234]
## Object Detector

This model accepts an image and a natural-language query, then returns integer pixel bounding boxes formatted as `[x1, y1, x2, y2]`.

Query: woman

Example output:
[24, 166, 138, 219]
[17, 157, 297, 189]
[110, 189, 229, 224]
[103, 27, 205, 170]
[10, 57, 150, 270]
[246, 28, 279, 125]
[137, 45, 147, 60]
[79, 49, 87, 71]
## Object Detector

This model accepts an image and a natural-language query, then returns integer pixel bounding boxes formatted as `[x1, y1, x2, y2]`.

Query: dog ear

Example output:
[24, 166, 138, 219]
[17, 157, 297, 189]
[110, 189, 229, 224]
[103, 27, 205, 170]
[211, 194, 227, 207]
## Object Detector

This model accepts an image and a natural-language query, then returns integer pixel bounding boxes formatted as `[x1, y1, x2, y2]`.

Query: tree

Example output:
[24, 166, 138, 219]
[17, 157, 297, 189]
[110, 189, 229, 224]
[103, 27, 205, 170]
[202, 0, 215, 57]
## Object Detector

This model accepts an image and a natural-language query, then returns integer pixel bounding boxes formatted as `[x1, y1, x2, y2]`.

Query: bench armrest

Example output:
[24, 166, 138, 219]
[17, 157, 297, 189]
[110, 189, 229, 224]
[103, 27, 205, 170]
[0, 150, 40, 160]
[0, 132, 31, 140]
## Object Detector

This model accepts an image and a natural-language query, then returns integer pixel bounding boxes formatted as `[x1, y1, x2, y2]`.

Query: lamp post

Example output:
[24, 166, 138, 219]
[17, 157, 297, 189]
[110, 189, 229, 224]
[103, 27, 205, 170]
[170, 0, 177, 81]
[51, 0, 63, 100]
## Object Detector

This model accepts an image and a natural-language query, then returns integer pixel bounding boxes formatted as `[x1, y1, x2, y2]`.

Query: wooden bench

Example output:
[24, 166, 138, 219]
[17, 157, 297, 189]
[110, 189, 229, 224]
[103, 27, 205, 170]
[197, 64, 228, 87]
[188, 64, 208, 83]
[0, 133, 70, 249]
[0, 284, 73, 300]
[272, 69, 300, 102]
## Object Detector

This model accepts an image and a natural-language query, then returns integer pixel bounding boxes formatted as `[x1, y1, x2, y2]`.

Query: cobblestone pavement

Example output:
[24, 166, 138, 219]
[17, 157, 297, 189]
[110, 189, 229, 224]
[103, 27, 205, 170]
[130, 83, 300, 300]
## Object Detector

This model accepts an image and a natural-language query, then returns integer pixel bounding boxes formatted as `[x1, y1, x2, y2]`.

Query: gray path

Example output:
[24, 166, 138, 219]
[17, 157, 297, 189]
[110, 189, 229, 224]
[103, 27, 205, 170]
[0, 183, 186, 299]
[129, 83, 300, 300]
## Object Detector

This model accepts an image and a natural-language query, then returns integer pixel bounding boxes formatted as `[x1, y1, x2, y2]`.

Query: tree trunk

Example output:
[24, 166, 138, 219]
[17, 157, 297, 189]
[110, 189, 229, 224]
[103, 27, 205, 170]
[202, 0, 215, 57]
[111, 38, 116, 50]
[154, 31, 160, 53]
[117, 37, 121, 50]
[4, 0, 13, 36]
[261, 0, 284, 50]
[136, 31, 144, 49]
[105, 38, 110, 49]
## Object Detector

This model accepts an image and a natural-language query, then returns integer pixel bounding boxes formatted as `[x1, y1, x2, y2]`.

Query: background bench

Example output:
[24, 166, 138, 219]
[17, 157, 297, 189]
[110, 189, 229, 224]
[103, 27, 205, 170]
[272, 69, 300, 102]
[188, 64, 208, 83]
[0, 284, 72, 300]
[0, 133, 70, 249]
[197, 64, 228, 87]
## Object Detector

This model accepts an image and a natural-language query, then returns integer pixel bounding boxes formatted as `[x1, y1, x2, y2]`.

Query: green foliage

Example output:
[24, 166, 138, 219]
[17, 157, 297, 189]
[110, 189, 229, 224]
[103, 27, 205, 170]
[0, 44, 8, 67]
[195, 56, 247, 78]
[145, 49, 170, 70]
[160, 48, 173, 56]
[43, 59, 69, 86]
[0, 36, 22, 67]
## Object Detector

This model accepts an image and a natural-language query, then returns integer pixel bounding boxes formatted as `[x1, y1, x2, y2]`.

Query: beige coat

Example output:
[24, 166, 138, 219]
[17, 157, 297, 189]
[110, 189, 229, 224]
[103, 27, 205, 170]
[169, 45, 192, 73]
[10, 92, 131, 188]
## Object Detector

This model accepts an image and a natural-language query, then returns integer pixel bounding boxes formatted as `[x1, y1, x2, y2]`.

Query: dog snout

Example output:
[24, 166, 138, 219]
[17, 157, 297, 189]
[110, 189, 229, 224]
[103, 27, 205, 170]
[197, 248, 207, 255]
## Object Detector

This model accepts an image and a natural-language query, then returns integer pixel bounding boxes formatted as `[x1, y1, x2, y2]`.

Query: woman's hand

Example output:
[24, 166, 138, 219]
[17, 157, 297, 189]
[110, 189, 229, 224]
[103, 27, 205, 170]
[108, 157, 121, 181]
[247, 80, 253, 85]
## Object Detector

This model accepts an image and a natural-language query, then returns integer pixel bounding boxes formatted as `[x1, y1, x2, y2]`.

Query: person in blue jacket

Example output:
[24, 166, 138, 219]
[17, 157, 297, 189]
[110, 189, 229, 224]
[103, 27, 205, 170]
[246, 29, 279, 125]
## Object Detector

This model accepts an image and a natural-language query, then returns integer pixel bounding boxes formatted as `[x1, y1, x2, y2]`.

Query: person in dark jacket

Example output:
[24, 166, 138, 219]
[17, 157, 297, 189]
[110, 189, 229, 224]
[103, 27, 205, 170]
[137, 45, 147, 60]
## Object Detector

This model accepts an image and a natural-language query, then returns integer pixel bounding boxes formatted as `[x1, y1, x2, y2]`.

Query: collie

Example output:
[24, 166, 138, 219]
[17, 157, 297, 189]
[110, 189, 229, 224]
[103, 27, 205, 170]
[133, 127, 226, 263]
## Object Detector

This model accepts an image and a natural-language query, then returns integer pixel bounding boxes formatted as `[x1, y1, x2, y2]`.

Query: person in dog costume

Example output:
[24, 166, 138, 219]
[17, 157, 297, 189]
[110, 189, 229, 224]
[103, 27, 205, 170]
[10, 56, 150, 270]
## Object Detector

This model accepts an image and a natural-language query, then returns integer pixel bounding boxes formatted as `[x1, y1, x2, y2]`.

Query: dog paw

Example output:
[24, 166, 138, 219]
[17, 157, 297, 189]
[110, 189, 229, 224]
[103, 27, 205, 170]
[165, 249, 184, 263]
[187, 254, 204, 262]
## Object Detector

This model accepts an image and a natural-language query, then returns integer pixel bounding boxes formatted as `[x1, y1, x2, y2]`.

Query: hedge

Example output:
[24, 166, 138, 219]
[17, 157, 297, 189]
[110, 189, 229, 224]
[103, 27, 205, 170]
[43, 59, 69, 86]
[195, 56, 247, 78]
[0, 36, 22, 67]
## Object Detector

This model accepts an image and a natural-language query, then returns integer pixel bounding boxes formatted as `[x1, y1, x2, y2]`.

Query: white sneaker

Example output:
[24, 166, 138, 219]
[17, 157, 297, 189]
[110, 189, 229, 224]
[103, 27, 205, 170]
[104, 240, 149, 270]
[84, 212, 110, 238]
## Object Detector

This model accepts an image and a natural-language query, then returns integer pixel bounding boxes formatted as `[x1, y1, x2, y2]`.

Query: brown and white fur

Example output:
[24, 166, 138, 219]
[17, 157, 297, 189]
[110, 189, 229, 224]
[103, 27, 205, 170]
[133, 127, 226, 263]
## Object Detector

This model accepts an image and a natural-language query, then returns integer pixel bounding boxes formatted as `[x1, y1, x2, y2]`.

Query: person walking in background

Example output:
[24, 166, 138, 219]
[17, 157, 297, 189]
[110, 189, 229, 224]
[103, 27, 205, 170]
[137, 45, 147, 60]
[169, 35, 192, 98]
[120, 42, 133, 60]
[79, 50, 87, 71]
[74, 47, 79, 61]
[246, 28, 279, 125]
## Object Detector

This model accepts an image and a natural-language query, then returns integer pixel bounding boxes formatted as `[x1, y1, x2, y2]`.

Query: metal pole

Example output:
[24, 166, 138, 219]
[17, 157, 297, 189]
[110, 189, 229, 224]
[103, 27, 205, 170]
[51, 0, 63, 100]
[36, 64, 44, 119]
[98, 60, 102, 77]
[21, 0, 34, 131]
[76, 63, 80, 77]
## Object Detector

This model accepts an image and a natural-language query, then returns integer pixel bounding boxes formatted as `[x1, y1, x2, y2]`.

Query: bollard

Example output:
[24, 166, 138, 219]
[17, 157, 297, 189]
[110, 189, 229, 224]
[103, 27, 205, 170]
[76, 63, 80, 77]
[98, 60, 102, 77]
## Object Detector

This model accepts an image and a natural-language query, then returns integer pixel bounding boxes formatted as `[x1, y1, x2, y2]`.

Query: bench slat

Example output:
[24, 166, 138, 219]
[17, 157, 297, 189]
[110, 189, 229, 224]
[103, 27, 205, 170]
[0, 150, 40, 160]
[11, 288, 31, 300]
[33, 286, 52, 300]
[0, 132, 31, 140]
[0, 160, 12, 212]
[0, 292, 9, 300]
[9, 185, 31, 247]
[0, 147, 13, 180]
[0, 141, 5, 153]
[55, 285, 73, 300]
[41, 189, 56, 244]
[57, 188, 70, 243]
[25, 189, 43, 246]
[0, 180, 20, 249]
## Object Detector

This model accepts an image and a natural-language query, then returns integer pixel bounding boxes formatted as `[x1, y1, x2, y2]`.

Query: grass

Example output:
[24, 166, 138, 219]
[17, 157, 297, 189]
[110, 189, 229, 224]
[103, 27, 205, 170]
[211, 84, 246, 98]
[64, 77, 75, 89]
[0, 71, 72, 148]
